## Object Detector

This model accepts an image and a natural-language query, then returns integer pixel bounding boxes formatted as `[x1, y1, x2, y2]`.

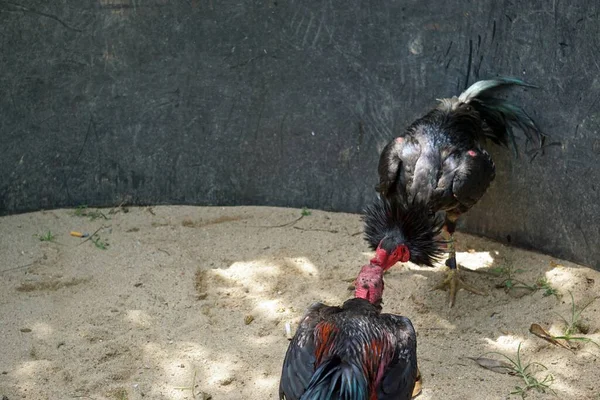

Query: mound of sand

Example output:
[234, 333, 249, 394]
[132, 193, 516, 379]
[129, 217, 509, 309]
[0, 206, 598, 399]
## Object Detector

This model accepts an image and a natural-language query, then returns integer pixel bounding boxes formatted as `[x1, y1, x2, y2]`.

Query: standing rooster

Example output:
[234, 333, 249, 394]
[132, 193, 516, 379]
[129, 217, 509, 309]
[279, 263, 418, 400]
[366, 78, 544, 307]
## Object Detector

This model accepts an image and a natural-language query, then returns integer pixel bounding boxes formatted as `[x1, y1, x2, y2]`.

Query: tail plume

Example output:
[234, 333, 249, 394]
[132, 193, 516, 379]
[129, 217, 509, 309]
[301, 356, 368, 400]
[441, 77, 545, 156]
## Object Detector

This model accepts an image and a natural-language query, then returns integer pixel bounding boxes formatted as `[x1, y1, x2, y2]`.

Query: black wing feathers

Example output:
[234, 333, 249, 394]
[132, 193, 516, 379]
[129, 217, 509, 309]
[279, 303, 334, 400]
[377, 315, 418, 400]
[451, 148, 496, 211]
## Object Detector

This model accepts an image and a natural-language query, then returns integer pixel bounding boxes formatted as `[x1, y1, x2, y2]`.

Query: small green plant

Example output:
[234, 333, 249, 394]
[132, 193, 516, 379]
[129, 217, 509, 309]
[91, 234, 109, 250]
[109, 388, 128, 400]
[74, 205, 109, 221]
[74, 204, 88, 217]
[492, 263, 537, 293]
[29, 346, 39, 359]
[536, 278, 558, 298]
[35, 230, 55, 242]
[301, 207, 311, 216]
[493, 262, 559, 297]
[558, 292, 595, 336]
[551, 291, 599, 347]
[484, 343, 554, 398]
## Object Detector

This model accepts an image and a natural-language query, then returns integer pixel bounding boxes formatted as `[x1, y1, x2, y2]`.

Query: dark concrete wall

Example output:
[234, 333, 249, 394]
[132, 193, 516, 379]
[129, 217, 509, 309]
[1, 0, 598, 268]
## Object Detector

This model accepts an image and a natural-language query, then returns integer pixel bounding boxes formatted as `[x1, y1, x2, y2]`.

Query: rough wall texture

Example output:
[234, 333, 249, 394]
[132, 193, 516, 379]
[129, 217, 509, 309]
[1, 0, 598, 268]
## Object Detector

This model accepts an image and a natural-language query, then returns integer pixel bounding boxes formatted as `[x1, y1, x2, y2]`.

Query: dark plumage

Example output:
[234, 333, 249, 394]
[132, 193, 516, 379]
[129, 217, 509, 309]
[368, 77, 544, 306]
[377, 77, 544, 215]
[363, 196, 444, 267]
[279, 298, 417, 400]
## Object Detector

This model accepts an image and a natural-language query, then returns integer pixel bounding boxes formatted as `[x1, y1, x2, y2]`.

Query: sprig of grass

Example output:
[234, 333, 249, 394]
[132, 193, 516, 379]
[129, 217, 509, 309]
[301, 207, 311, 216]
[552, 291, 599, 347]
[492, 262, 559, 298]
[557, 291, 596, 336]
[74, 205, 110, 221]
[483, 343, 555, 398]
[491, 264, 537, 293]
[35, 230, 56, 242]
[73, 204, 88, 216]
[536, 278, 558, 298]
[91, 234, 109, 250]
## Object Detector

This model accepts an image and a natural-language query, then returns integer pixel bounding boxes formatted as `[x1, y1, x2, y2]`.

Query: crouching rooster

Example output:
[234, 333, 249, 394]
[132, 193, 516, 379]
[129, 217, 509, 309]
[279, 263, 418, 400]
[368, 78, 544, 307]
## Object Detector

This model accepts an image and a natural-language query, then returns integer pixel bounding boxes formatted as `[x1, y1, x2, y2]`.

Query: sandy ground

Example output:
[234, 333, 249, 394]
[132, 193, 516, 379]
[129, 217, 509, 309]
[0, 205, 599, 400]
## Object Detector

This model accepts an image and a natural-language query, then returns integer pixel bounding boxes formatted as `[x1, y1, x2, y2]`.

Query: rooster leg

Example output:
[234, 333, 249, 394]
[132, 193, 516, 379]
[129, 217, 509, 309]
[433, 220, 486, 307]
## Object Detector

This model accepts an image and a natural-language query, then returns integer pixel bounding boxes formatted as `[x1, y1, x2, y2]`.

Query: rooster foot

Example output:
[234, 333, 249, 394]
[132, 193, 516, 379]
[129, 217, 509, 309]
[432, 268, 487, 307]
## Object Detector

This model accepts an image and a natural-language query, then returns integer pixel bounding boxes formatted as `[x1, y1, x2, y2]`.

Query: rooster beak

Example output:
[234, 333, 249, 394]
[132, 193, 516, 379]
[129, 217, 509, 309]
[371, 247, 388, 267]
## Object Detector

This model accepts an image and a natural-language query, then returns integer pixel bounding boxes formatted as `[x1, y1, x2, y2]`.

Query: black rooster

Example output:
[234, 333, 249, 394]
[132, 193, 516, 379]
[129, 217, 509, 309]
[365, 78, 544, 307]
[279, 263, 418, 400]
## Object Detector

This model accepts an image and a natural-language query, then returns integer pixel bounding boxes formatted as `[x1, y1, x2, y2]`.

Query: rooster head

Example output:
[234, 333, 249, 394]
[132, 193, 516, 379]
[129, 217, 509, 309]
[371, 236, 410, 270]
[363, 196, 445, 269]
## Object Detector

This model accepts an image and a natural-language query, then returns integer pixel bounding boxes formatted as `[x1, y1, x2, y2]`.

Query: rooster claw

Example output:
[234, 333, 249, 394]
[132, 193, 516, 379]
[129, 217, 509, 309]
[432, 268, 487, 307]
